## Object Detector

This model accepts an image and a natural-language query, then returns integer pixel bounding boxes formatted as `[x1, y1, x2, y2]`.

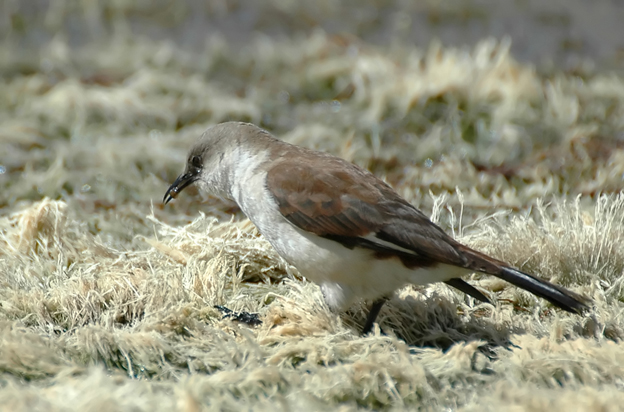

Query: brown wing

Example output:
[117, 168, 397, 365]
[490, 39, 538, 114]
[265, 155, 467, 267]
[265, 152, 591, 314]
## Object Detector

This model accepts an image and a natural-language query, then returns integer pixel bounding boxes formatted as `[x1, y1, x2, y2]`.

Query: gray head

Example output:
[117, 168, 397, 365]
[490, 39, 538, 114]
[163, 122, 272, 203]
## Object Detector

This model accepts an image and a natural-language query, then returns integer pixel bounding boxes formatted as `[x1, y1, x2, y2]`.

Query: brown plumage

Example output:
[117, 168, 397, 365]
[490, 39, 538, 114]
[165, 122, 591, 334]
[266, 150, 590, 323]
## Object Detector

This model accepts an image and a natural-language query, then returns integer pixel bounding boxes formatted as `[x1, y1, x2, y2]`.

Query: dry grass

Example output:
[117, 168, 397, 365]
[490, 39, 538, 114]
[1, 1, 624, 411]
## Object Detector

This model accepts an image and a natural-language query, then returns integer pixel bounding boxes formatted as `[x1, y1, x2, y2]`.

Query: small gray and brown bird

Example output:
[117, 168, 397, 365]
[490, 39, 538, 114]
[164, 122, 590, 334]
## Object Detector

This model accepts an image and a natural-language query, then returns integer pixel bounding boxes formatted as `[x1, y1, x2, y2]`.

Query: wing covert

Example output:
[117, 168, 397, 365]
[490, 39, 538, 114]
[265, 155, 466, 267]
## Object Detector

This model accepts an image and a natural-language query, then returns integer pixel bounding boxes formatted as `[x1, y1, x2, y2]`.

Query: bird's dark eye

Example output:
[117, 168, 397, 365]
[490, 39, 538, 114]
[190, 155, 202, 169]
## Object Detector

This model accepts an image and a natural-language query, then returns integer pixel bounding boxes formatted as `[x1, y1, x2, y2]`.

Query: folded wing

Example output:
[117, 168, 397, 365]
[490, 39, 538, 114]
[266, 154, 590, 313]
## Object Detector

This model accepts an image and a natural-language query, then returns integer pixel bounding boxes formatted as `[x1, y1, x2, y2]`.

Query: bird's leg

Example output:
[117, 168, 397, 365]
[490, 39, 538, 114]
[361, 298, 387, 335]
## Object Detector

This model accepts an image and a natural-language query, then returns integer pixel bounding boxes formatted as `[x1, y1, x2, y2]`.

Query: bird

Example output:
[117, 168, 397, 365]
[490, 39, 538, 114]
[164, 121, 590, 334]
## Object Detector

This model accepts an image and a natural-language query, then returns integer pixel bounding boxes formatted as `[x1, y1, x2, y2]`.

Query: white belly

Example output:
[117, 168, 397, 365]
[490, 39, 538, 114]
[270, 224, 468, 310]
[234, 175, 466, 311]
[229, 151, 467, 311]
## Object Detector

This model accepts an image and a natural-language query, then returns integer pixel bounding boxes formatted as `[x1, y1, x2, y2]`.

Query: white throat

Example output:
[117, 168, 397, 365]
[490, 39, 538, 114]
[196, 144, 271, 208]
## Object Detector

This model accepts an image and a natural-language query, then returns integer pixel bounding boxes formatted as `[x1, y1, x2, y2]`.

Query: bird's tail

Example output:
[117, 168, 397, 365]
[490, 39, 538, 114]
[457, 245, 591, 314]
[495, 266, 590, 314]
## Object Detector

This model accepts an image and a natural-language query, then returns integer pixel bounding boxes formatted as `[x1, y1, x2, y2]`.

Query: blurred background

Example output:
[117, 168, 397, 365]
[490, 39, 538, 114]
[4, 0, 624, 70]
[2, 0, 624, 242]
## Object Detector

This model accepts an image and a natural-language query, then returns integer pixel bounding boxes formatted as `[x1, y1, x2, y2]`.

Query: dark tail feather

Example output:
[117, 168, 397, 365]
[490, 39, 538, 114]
[444, 278, 491, 304]
[496, 267, 591, 314]
[456, 245, 591, 314]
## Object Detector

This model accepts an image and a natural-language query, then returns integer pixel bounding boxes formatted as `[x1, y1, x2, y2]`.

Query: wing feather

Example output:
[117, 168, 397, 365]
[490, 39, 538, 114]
[264, 151, 590, 314]
[266, 156, 465, 267]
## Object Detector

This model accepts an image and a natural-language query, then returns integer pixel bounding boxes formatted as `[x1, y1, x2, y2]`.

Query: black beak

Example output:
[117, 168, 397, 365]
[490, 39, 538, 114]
[163, 171, 198, 204]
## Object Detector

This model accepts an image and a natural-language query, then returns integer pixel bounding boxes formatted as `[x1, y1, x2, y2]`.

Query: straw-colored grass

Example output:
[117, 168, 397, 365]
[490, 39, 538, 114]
[1, 2, 624, 411]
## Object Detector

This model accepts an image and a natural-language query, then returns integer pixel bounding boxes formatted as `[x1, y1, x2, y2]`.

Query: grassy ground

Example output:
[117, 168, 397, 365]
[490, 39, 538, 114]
[2, 2, 624, 411]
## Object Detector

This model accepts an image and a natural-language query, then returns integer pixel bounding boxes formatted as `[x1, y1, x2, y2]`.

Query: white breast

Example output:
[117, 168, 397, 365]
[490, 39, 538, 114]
[229, 148, 468, 311]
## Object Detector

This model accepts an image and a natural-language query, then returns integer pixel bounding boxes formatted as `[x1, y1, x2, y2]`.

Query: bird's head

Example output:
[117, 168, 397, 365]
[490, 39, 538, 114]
[163, 122, 265, 204]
